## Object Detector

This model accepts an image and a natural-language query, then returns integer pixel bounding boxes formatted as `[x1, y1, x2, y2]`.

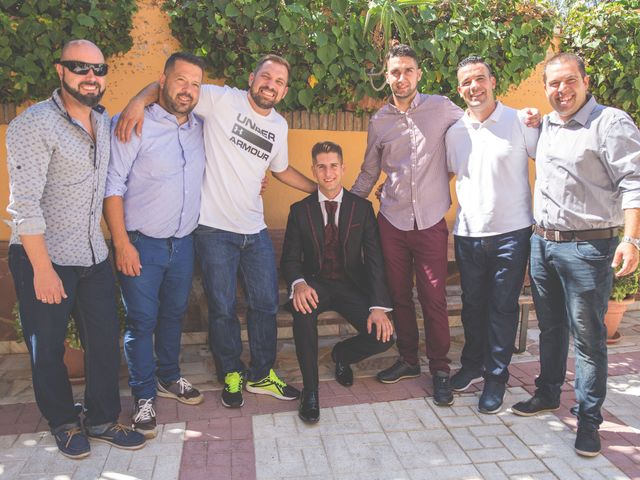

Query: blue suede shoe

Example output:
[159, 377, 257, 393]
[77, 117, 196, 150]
[53, 426, 91, 459]
[86, 423, 146, 450]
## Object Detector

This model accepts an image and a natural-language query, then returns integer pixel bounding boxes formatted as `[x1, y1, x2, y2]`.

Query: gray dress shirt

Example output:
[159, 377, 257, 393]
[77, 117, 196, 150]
[6, 89, 110, 266]
[352, 93, 463, 231]
[534, 95, 640, 230]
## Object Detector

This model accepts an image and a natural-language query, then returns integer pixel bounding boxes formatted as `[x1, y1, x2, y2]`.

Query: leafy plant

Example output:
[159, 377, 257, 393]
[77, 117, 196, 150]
[163, 0, 556, 112]
[562, 0, 640, 124]
[0, 0, 137, 104]
[611, 268, 639, 302]
[13, 295, 127, 350]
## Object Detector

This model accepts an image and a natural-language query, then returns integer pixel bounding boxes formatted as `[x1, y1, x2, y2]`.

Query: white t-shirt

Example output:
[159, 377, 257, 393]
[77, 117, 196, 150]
[194, 85, 289, 234]
[446, 102, 538, 237]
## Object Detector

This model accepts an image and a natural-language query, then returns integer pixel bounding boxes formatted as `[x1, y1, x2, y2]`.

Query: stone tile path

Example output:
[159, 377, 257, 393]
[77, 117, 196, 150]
[251, 386, 631, 480]
[0, 311, 639, 479]
[0, 423, 185, 480]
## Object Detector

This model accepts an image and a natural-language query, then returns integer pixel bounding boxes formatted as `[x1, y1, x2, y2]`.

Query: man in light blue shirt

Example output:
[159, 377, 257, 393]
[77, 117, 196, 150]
[104, 52, 207, 438]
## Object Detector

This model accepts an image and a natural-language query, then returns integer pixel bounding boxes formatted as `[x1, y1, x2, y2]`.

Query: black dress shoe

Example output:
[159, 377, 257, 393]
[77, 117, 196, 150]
[298, 389, 320, 423]
[478, 379, 506, 414]
[331, 345, 353, 387]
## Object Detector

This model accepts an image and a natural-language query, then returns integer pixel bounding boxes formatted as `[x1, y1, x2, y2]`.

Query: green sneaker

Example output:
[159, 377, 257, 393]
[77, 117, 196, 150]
[222, 371, 244, 408]
[246, 369, 300, 400]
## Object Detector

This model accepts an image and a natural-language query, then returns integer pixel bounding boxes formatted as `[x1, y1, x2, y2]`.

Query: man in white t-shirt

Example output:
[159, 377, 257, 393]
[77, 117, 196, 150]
[445, 56, 538, 414]
[116, 55, 316, 409]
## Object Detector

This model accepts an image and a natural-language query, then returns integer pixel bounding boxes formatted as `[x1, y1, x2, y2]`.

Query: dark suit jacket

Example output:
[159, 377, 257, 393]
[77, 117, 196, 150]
[280, 189, 392, 308]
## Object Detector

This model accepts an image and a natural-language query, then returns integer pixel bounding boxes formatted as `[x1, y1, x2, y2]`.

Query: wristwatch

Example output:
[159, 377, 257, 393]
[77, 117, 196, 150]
[621, 236, 640, 251]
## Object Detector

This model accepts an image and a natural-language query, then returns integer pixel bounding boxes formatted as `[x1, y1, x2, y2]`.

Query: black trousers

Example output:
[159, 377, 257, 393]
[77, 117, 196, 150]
[9, 245, 122, 432]
[292, 278, 394, 390]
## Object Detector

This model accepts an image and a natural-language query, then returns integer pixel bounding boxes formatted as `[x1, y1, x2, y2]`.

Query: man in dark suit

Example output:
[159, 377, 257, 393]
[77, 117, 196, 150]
[281, 141, 395, 423]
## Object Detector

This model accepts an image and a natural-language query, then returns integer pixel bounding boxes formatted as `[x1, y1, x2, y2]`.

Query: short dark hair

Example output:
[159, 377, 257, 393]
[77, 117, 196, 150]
[254, 54, 291, 80]
[543, 52, 587, 82]
[311, 141, 343, 164]
[457, 55, 494, 78]
[385, 44, 418, 66]
[164, 52, 205, 74]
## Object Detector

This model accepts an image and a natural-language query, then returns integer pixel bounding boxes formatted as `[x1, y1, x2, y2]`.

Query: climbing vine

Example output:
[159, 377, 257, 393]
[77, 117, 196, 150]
[0, 0, 137, 104]
[163, 0, 556, 112]
[562, 0, 640, 123]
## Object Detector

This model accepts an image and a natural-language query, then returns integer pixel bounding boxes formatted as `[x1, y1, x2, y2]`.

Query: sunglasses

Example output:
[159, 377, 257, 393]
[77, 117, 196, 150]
[57, 60, 109, 76]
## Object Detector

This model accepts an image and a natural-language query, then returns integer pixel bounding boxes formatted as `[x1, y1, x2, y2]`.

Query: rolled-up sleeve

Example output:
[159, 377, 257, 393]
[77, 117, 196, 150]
[603, 115, 640, 209]
[105, 114, 140, 198]
[6, 111, 52, 236]
[351, 122, 382, 198]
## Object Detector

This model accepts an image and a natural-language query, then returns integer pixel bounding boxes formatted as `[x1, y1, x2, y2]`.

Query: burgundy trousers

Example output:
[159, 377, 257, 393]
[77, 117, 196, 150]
[378, 214, 451, 374]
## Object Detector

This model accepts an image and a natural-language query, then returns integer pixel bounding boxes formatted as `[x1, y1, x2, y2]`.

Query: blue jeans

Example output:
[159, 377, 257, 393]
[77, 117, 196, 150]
[455, 227, 531, 383]
[194, 226, 278, 381]
[119, 232, 194, 400]
[9, 245, 121, 432]
[530, 233, 616, 428]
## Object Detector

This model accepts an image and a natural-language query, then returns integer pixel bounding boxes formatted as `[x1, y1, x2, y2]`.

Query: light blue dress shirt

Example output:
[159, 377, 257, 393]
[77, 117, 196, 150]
[106, 103, 206, 238]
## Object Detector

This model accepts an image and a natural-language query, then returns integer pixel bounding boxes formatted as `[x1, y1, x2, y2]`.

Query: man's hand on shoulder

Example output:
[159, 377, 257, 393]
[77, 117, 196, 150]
[114, 240, 142, 276]
[522, 107, 541, 128]
[612, 241, 639, 277]
[114, 98, 146, 143]
[292, 281, 318, 314]
[367, 308, 394, 342]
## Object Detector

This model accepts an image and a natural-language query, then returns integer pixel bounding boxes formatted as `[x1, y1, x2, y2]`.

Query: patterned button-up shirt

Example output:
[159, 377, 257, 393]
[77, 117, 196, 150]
[534, 95, 640, 230]
[6, 89, 111, 266]
[352, 93, 463, 231]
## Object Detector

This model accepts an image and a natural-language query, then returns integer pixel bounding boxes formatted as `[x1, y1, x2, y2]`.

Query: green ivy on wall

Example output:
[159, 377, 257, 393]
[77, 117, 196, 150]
[0, 0, 137, 104]
[563, 0, 640, 124]
[163, 0, 556, 112]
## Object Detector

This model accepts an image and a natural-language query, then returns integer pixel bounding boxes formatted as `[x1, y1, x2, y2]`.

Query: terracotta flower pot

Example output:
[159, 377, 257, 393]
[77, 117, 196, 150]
[63, 340, 85, 385]
[604, 297, 634, 344]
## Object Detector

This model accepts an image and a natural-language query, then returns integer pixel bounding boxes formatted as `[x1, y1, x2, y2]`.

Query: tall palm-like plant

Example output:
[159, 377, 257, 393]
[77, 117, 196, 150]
[363, 0, 435, 90]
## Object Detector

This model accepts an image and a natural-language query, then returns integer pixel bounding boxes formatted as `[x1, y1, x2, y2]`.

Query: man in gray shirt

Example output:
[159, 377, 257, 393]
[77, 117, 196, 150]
[6, 39, 145, 458]
[511, 53, 640, 457]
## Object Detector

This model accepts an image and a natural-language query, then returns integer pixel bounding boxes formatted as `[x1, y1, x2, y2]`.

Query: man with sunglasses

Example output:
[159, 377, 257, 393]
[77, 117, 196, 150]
[6, 39, 145, 459]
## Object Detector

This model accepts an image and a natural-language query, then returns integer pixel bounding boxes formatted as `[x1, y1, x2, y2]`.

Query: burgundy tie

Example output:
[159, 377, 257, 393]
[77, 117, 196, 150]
[324, 201, 338, 242]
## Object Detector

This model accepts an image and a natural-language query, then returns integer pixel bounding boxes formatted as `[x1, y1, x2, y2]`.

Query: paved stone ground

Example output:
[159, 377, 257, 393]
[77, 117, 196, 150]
[0, 312, 639, 479]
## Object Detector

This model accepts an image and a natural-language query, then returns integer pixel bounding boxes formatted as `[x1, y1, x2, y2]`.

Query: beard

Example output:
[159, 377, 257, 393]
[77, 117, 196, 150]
[161, 86, 196, 116]
[249, 82, 278, 110]
[391, 83, 417, 100]
[62, 78, 105, 107]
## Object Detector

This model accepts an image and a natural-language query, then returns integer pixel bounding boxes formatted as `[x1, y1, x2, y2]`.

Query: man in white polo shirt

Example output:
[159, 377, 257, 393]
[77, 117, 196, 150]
[116, 54, 316, 409]
[446, 55, 538, 414]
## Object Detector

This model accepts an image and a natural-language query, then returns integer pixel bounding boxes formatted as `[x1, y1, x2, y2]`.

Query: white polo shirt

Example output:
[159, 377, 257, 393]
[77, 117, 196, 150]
[446, 102, 538, 237]
[194, 85, 289, 234]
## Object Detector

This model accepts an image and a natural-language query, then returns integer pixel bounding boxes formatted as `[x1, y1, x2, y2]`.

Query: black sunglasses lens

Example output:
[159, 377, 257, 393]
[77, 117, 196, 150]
[61, 61, 108, 76]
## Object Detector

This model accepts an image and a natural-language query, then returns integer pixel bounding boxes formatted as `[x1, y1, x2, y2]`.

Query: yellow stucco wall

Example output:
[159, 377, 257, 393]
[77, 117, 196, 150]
[0, 0, 552, 240]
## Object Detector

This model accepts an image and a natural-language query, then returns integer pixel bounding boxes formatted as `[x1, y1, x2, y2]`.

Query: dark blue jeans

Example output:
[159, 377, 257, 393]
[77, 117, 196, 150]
[194, 226, 278, 381]
[9, 245, 121, 432]
[530, 233, 616, 428]
[454, 227, 531, 383]
[119, 232, 194, 400]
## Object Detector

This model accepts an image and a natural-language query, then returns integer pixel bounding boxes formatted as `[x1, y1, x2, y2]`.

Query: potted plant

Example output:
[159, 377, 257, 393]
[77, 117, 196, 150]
[13, 297, 126, 384]
[605, 262, 640, 344]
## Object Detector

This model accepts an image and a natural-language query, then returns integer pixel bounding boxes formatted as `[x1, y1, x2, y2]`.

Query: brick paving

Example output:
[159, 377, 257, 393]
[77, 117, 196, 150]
[0, 319, 639, 479]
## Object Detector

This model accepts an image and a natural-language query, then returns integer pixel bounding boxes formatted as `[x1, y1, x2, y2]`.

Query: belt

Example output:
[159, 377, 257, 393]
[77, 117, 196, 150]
[533, 225, 618, 242]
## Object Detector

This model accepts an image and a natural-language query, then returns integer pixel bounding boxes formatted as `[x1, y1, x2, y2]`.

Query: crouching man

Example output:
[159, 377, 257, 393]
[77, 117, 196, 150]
[281, 141, 395, 423]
